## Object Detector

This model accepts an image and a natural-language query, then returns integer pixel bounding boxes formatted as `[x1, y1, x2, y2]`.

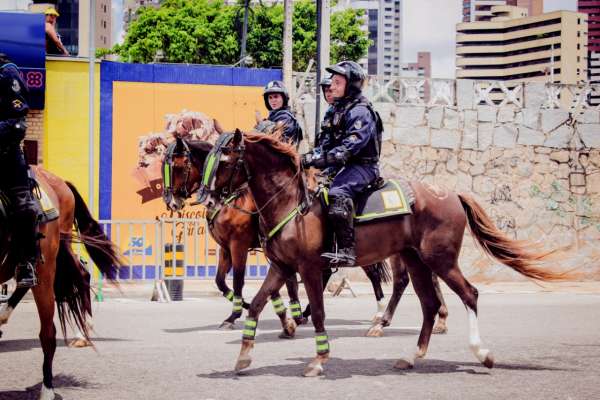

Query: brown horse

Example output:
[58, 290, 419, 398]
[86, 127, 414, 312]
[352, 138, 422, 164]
[201, 129, 569, 377]
[163, 137, 433, 334]
[0, 166, 121, 399]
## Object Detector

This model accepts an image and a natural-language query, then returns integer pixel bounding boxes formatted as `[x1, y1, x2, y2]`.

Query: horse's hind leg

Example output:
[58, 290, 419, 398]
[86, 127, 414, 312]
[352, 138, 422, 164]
[366, 255, 410, 337]
[235, 266, 288, 372]
[32, 259, 57, 400]
[394, 251, 440, 369]
[433, 261, 494, 368]
[284, 274, 307, 326]
[432, 274, 449, 334]
[363, 264, 386, 323]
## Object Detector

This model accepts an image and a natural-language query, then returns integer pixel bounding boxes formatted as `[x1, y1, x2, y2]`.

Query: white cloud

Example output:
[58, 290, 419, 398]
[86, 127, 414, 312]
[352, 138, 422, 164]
[112, 0, 125, 45]
[544, 0, 577, 12]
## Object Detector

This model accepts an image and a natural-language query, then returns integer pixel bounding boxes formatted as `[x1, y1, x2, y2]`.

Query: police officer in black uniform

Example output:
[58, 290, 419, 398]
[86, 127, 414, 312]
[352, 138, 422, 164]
[0, 53, 38, 288]
[315, 75, 334, 148]
[302, 61, 382, 267]
[262, 80, 303, 145]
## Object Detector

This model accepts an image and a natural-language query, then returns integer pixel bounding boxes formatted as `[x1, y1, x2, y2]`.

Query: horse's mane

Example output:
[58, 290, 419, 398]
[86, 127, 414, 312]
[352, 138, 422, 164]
[243, 128, 318, 190]
[244, 129, 300, 171]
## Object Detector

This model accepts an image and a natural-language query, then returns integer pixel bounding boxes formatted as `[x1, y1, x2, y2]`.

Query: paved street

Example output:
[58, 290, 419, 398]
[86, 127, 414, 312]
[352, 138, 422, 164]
[1, 285, 599, 400]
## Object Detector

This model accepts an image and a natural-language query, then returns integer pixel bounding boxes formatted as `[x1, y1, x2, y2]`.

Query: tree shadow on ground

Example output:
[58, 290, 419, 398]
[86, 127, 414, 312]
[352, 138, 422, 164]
[197, 356, 574, 381]
[0, 337, 128, 353]
[163, 318, 375, 334]
[0, 374, 98, 400]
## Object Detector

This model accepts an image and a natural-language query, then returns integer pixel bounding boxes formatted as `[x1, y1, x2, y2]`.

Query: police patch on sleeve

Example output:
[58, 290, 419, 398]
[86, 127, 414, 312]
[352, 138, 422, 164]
[354, 120, 362, 130]
[348, 134, 359, 143]
[12, 79, 21, 93]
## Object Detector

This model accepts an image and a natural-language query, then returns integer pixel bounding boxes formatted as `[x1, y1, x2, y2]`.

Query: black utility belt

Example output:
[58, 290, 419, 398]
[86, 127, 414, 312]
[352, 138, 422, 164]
[351, 157, 379, 165]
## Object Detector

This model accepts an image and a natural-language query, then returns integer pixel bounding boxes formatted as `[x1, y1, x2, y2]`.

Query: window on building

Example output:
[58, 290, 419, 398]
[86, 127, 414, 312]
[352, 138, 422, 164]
[578, 31, 581, 37]
[578, 43, 581, 50]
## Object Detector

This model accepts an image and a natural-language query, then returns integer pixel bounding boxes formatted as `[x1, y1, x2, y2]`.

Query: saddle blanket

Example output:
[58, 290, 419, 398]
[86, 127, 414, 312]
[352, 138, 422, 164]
[323, 179, 415, 224]
[0, 180, 59, 224]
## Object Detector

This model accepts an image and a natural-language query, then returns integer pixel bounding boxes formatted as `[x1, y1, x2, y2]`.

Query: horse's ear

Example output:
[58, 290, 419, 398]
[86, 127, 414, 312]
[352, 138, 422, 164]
[233, 128, 242, 146]
[175, 136, 184, 153]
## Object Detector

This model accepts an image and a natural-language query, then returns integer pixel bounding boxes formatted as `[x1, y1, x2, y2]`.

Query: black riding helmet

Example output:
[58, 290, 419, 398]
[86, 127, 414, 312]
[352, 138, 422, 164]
[319, 75, 332, 98]
[263, 80, 289, 111]
[325, 60, 366, 98]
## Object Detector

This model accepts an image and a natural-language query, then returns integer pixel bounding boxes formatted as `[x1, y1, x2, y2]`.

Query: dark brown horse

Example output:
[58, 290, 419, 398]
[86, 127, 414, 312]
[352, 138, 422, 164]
[0, 166, 121, 399]
[162, 138, 404, 334]
[202, 129, 569, 377]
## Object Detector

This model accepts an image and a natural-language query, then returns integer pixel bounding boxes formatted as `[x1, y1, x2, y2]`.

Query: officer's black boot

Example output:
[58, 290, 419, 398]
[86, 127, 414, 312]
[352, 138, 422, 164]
[321, 195, 356, 267]
[10, 186, 38, 288]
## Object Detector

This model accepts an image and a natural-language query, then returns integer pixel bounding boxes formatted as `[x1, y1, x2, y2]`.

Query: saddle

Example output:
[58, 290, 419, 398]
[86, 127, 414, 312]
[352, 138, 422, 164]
[0, 170, 59, 225]
[322, 178, 415, 224]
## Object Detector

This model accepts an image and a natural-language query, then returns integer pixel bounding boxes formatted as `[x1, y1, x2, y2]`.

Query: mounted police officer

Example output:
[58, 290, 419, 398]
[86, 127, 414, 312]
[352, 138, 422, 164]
[0, 53, 38, 288]
[302, 61, 382, 267]
[262, 80, 303, 145]
[315, 75, 334, 147]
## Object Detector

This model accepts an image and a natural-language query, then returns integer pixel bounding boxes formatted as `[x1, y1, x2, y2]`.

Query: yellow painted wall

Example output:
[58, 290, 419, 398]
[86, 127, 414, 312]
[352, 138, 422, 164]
[44, 58, 100, 215]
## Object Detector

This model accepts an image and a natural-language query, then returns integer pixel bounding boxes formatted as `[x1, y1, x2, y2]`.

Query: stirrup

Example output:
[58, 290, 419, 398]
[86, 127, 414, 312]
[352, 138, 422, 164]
[15, 262, 38, 288]
[321, 249, 356, 267]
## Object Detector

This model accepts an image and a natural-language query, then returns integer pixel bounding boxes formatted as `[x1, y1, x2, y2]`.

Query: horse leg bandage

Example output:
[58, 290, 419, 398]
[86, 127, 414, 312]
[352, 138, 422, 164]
[271, 297, 286, 316]
[289, 301, 302, 319]
[224, 290, 234, 302]
[315, 331, 330, 355]
[243, 318, 257, 340]
[232, 296, 243, 318]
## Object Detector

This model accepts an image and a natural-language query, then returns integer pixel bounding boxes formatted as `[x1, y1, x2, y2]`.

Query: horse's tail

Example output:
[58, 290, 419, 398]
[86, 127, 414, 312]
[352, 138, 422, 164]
[363, 260, 392, 284]
[65, 181, 122, 281]
[54, 240, 91, 342]
[458, 193, 572, 282]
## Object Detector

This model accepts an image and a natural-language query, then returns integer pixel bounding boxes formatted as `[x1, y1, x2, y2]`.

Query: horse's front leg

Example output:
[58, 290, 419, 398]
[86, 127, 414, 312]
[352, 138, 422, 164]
[235, 267, 288, 373]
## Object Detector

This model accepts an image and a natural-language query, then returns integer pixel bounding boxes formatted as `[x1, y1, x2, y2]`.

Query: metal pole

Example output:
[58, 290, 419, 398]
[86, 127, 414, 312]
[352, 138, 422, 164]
[240, 0, 250, 67]
[89, 0, 95, 214]
[283, 0, 293, 91]
[315, 0, 322, 143]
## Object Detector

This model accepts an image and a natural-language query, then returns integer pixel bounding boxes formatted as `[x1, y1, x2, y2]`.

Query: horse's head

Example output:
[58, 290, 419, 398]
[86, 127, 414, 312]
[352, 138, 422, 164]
[197, 129, 248, 206]
[162, 137, 212, 212]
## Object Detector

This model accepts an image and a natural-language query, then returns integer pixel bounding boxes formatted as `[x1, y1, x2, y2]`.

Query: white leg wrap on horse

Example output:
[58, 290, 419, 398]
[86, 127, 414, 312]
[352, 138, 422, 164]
[0, 304, 13, 326]
[39, 384, 55, 400]
[376, 301, 386, 314]
[467, 308, 489, 363]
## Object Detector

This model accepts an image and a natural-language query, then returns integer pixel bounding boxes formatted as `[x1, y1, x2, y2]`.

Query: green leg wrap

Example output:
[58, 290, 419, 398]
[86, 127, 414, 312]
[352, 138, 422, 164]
[315, 331, 330, 355]
[232, 295, 243, 317]
[289, 301, 302, 319]
[224, 290, 234, 302]
[242, 318, 257, 340]
[271, 297, 286, 316]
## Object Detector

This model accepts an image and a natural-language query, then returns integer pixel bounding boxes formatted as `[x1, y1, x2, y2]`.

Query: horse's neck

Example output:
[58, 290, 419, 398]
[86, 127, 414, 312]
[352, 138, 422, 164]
[245, 143, 301, 227]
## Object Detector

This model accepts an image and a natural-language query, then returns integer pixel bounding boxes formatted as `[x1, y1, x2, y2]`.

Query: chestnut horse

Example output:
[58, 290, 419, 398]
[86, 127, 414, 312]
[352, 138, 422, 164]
[201, 130, 568, 377]
[162, 137, 444, 335]
[0, 167, 121, 399]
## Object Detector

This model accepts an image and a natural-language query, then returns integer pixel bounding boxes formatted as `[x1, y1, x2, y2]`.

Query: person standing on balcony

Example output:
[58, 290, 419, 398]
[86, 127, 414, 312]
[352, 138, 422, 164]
[44, 7, 69, 56]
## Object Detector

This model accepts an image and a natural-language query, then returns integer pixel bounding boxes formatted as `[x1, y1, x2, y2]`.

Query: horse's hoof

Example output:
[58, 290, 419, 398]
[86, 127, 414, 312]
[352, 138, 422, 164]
[69, 338, 91, 348]
[394, 359, 414, 370]
[39, 384, 55, 400]
[294, 317, 308, 326]
[483, 352, 494, 369]
[432, 323, 448, 335]
[219, 321, 235, 330]
[366, 324, 384, 337]
[235, 355, 252, 373]
[279, 318, 296, 339]
[303, 363, 323, 377]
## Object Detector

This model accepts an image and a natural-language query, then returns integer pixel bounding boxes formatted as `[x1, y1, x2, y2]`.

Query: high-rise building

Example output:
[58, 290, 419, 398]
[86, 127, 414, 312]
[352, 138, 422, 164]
[456, 7, 588, 85]
[334, 0, 402, 77]
[400, 51, 432, 100]
[506, 0, 543, 17]
[29, 0, 111, 56]
[123, 0, 161, 34]
[463, 0, 509, 22]
[578, 1, 600, 104]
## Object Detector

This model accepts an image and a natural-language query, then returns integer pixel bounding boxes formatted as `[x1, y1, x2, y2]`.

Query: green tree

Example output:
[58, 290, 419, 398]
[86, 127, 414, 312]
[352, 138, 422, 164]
[113, 0, 370, 70]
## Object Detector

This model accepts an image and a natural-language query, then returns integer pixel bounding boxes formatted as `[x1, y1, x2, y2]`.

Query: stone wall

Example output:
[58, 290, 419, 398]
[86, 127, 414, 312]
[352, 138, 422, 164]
[298, 81, 600, 282]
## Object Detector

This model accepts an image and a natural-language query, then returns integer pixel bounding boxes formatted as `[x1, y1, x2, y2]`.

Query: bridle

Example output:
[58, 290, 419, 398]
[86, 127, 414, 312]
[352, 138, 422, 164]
[162, 139, 198, 206]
